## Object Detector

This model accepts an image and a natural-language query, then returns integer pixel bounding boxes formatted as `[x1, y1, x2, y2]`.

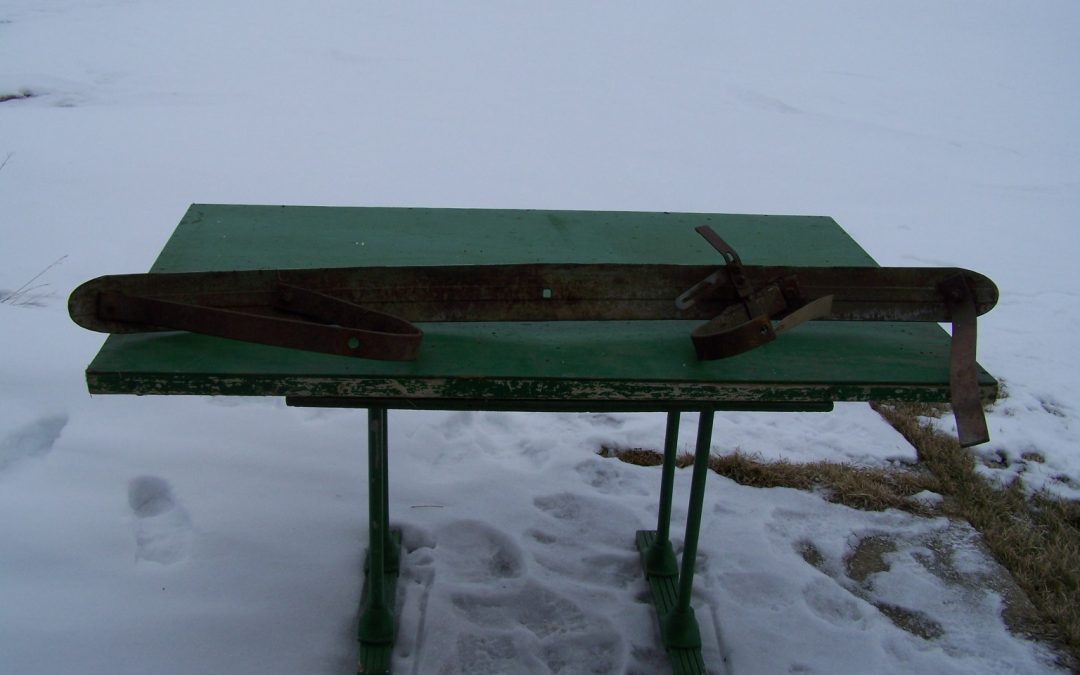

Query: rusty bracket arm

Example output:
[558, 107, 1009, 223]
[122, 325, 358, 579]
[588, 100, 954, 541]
[676, 226, 752, 310]
[684, 226, 991, 446]
[939, 274, 990, 447]
[96, 283, 422, 361]
[689, 289, 834, 359]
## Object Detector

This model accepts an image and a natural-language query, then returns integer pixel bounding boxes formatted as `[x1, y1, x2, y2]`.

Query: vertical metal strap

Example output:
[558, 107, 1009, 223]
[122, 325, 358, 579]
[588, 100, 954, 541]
[940, 275, 990, 447]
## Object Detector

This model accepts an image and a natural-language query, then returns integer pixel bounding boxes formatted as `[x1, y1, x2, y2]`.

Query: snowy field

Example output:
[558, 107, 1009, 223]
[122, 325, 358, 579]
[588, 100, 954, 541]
[2, 1, 1078, 673]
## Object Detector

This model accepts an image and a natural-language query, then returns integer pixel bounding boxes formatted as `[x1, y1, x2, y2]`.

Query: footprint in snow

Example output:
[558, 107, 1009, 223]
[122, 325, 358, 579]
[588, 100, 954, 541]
[436, 411, 475, 440]
[532, 492, 641, 549]
[432, 520, 524, 583]
[448, 581, 626, 673]
[574, 457, 649, 496]
[399, 521, 528, 670]
[439, 632, 548, 675]
[530, 538, 644, 591]
[128, 475, 193, 565]
[802, 577, 867, 625]
[0, 414, 67, 473]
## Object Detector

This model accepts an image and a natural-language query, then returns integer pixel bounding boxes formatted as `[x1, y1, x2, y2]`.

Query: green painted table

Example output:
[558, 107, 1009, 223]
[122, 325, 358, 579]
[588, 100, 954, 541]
[84, 204, 996, 674]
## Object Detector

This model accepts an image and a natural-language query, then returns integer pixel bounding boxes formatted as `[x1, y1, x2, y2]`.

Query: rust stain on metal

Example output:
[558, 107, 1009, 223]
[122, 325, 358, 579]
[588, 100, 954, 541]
[939, 274, 990, 447]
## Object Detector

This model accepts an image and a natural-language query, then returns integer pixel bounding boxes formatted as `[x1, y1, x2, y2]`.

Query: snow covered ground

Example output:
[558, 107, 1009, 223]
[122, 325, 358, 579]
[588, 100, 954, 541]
[1, 1, 1077, 673]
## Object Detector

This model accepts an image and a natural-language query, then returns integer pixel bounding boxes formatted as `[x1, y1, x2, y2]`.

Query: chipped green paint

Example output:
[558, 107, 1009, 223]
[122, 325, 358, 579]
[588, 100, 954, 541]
[84, 205, 996, 409]
[86, 370, 993, 406]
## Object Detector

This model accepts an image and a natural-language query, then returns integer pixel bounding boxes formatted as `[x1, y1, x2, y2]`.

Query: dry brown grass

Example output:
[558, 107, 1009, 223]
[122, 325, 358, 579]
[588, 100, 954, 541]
[604, 445, 939, 515]
[707, 452, 940, 514]
[872, 402, 1080, 668]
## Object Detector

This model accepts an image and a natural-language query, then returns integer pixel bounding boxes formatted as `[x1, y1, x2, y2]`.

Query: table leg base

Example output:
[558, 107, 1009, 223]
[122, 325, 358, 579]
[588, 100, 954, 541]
[643, 533, 679, 578]
[636, 530, 707, 675]
[358, 528, 402, 674]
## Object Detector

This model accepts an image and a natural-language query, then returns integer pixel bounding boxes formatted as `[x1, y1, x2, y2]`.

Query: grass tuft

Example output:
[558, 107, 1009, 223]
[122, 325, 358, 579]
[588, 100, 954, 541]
[0, 255, 67, 307]
[604, 445, 939, 515]
[707, 452, 939, 514]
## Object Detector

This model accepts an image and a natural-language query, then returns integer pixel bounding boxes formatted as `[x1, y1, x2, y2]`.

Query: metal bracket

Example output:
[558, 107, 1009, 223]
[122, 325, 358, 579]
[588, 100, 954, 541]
[940, 274, 990, 447]
[72, 226, 999, 448]
[97, 283, 422, 361]
[684, 227, 835, 360]
[676, 226, 751, 310]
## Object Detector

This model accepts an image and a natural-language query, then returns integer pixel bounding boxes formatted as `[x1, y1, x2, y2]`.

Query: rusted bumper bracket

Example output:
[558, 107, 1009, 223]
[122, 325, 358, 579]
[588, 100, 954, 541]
[680, 226, 992, 446]
[97, 283, 422, 361]
[71, 225, 999, 444]
[939, 274, 990, 447]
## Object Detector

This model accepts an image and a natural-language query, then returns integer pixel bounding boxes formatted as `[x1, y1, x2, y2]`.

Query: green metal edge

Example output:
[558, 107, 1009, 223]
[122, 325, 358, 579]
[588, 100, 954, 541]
[358, 528, 402, 675]
[284, 397, 834, 413]
[86, 370, 994, 404]
[636, 530, 707, 675]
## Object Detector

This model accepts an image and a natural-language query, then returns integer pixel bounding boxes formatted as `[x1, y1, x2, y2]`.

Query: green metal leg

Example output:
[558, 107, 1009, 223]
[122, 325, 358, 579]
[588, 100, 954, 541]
[358, 529, 400, 674]
[381, 410, 398, 574]
[661, 409, 714, 650]
[636, 410, 711, 673]
[644, 411, 680, 578]
[358, 408, 394, 645]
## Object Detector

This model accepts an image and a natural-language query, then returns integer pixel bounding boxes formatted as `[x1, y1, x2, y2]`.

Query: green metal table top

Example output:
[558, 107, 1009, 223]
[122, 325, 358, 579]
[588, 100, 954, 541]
[84, 204, 995, 409]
